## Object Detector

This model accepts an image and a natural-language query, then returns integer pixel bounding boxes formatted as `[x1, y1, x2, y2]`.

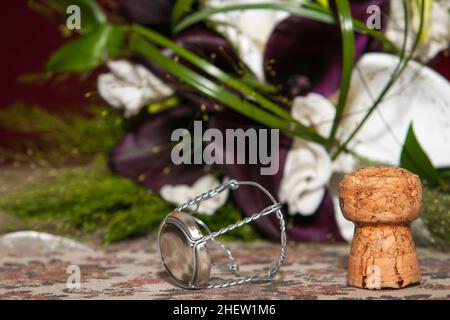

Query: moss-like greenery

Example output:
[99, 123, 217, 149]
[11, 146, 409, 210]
[422, 184, 450, 249]
[0, 162, 448, 246]
[0, 103, 123, 165]
[0, 104, 260, 244]
[0, 105, 448, 247]
[0, 162, 260, 244]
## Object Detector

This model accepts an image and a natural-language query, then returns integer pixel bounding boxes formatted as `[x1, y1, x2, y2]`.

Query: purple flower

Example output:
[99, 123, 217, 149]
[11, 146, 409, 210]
[428, 49, 450, 81]
[208, 108, 344, 242]
[264, 0, 389, 97]
[106, 1, 390, 243]
[109, 105, 207, 191]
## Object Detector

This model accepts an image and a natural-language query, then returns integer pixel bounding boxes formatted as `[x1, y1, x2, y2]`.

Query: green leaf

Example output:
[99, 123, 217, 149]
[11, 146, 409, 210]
[331, 0, 423, 160]
[130, 34, 326, 144]
[133, 25, 326, 144]
[47, 0, 107, 32]
[439, 167, 450, 179]
[327, 0, 355, 150]
[316, 0, 329, 8]
[172, 0, 197, 25]
[400, 124, 444, 186]
[106, 25, 126, 58]
[47, 25, 124, 72]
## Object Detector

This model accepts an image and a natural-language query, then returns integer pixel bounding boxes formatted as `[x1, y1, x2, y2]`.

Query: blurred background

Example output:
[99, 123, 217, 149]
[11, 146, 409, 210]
[0, 0, 449, 249]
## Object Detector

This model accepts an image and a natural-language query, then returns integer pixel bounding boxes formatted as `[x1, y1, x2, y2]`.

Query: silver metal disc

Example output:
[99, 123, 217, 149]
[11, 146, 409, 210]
[158, 211, 210, 289]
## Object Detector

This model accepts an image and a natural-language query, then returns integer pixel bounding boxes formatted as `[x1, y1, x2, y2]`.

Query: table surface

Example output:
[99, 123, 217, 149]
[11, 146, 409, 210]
[0, 237, 448, 300]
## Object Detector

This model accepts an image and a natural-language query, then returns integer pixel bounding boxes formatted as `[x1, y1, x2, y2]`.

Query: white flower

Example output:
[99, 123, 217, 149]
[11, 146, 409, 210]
[160, 175, 229, 215]
[341, 53, 450, 168]
[385, 0, 450, 62]
[279, 93, 355, 216]
[290, 92, 335, 137]
[202, 0, 291, 80]
[279, 139, 333, 216]
[279, 93, 355, 241]
[98, 60, 173, 117]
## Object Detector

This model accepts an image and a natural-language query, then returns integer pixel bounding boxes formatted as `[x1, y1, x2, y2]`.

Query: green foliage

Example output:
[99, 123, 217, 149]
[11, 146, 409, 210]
[422, 184, 450, 249]
[400, 124, 445, 187]
[36, 0, 125, 72]
[133, 25, 324, 144]
[131, 30, 326, 145]
[0, 164, 260, 244]
[173, 1, 396, 52]
[327, 0, 355, 150]
[174, 2, 334, 33]
[172, 0, 197, 25]
[46, 0, 107, 32]
[47, 25, 125, 72]
[315, 0, 329, 9]
[0, 104, 123, 165]
[332, 0, 424, 160]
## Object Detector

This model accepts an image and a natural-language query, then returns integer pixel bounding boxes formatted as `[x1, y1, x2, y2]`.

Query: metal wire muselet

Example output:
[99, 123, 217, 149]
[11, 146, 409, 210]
[157, 179, 287, 289]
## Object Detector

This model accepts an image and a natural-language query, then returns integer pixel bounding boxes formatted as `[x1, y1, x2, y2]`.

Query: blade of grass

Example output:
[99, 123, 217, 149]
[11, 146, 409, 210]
[174, 2, 397, 53]
[327, 0, 354, 150]
[172, 0, 197, 25]
[174, 3, 334, 33]
[130, 34, 327, 144]
[331, 0, 425, 160]
[133, 24, 325, 143]
[391, 0, 410, 76]
[134, 25, 292, 121]
[302, 1, 398, 53]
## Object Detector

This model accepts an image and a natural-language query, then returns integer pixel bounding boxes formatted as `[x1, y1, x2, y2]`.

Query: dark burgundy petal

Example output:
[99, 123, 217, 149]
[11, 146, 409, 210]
[264, 17, 368, 97]
[136, 28, 241, 78]
[346, 0, 390, 23]
[170, 29, 241, 74]
[264, 0, 389, 97]
[288, 191, 344, 242]
[114, 0, 176, 26]
[109, 105, 207, 192]
[428, 49, 450, 81]
[209, 110, 345, 242]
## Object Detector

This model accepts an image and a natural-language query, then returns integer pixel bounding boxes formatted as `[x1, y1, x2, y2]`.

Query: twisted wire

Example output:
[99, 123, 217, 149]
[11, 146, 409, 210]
[205, 203, 286, 289]
[175, 180, 237, 212]
[175, 179, 287, 289]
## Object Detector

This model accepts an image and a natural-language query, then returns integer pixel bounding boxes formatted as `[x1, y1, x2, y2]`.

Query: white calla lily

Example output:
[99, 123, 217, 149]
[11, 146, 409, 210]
[98, 60, 173, 117]
[202, 0, 290, 80]
[386, 0, 450, 62]
[342, 53, 450, 168]
[160, 175, 229, 215]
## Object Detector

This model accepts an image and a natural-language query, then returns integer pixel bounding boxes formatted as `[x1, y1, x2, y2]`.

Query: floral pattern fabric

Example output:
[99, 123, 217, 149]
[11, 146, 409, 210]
[0, 238, 448, 300]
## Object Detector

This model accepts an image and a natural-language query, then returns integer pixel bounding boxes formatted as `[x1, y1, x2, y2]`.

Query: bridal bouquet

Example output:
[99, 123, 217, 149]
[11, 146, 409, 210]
[34, 0, 449, 243]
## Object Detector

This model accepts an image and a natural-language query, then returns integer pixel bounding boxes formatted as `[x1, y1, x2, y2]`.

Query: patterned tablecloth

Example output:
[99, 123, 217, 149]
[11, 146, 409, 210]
[0, 237, 448, 300]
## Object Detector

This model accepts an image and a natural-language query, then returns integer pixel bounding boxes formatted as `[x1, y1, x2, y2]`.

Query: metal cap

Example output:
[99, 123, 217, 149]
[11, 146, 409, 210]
[158, 211, 210, 289]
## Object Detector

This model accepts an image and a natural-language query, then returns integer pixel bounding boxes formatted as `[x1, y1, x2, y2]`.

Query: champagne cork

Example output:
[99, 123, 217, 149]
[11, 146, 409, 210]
[339, 167, 422, 289]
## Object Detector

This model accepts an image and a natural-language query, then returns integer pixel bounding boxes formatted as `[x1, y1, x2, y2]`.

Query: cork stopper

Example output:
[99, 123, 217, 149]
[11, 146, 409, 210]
[339, 166, 422, 289]
[339, 166, 422, 224]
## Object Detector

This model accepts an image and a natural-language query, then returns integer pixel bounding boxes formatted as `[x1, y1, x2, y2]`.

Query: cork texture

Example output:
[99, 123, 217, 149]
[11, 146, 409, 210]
[339, 166, 422, 289]
[347, 225, 421, 289]
[339, 166, 422, 224]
